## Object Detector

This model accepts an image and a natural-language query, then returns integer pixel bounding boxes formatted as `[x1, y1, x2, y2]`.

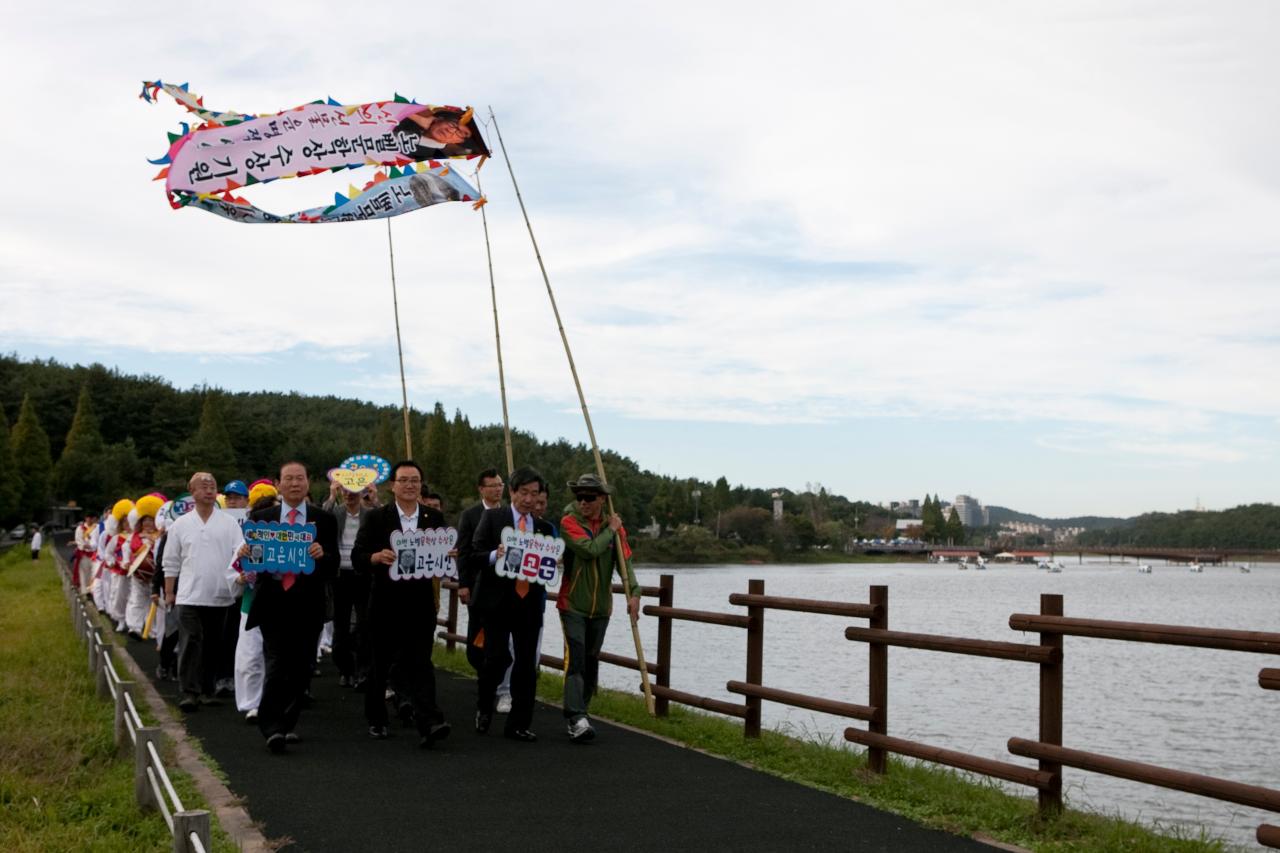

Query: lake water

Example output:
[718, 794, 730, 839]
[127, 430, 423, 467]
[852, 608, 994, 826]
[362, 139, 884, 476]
[459, 560, 1279, 850]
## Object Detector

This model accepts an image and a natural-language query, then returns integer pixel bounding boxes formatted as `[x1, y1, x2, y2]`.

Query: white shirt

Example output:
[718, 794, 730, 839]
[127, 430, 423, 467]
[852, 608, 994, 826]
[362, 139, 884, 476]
[339, 511, 361, 570]
[31, 530, 43, 550]
[162, 508, 243, 607]
[279, 502, 308, 525]
[396, 502, 419, 533]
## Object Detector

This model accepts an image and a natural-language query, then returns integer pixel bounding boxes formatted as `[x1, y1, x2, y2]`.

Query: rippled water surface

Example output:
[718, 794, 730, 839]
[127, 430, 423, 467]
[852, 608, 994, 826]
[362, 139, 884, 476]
[461, 560, 1278, 849]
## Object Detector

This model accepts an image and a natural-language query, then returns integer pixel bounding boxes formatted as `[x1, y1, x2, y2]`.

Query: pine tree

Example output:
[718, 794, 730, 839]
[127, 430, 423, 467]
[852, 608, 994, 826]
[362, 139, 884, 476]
[164, 393, 238, 484]
[11, 395, 53, 519]
[54, 386, 108, 508]
[447, 410, 478, 507]
[422, 403, 451, 490]
[946, 508, 965, 545]
[374, 411, 404, 464]
[0, 405, 21, 525]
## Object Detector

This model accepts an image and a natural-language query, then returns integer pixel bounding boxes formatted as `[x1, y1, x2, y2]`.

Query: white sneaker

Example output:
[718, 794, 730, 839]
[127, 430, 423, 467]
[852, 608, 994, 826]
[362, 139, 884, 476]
[568, 716, 595, 742]
[495, 694, 512, 714]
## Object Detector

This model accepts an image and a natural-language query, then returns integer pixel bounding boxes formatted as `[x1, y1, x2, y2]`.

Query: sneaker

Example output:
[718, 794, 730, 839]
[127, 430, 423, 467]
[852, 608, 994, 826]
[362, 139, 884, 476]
[245, 709, 259, 724]
[285, 732, 301, 744]
[266, 733, 287, 754]
[115, 620, 127, 632]
[420, 721, 451, 749]
[397, 701, 415, 724]
[568, 716, 596, 743]
[368, 725, 389, 739]
[198, 694, 221, 706]
[503, 728, 537, 743]
[495, 694, 513, 714]
[214, 679, 234, 697]
[178, 695, 199, 712]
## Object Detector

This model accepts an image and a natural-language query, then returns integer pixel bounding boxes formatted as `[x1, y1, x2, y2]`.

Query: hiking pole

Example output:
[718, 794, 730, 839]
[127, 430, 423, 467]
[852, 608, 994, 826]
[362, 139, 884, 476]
[489, 107, 656, 714]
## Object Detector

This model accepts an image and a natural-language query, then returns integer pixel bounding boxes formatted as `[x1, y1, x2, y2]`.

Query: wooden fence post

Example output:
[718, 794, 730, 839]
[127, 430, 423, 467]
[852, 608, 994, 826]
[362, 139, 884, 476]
[1038, 593, 1064, 815]
[135, 726, 161, 810]
[445, 586, 459, 653]
[96, 641, 111, 699]
[655, 574, 673, 718]
[743, 579, 765, 738]
[114, 680, 135, 753]
[868, 585, 889, 774]
[172, 810, 210, 853]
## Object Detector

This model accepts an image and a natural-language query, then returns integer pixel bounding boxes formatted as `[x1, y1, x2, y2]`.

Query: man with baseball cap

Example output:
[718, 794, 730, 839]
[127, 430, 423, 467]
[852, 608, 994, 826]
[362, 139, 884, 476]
[557, 473, 641, 742]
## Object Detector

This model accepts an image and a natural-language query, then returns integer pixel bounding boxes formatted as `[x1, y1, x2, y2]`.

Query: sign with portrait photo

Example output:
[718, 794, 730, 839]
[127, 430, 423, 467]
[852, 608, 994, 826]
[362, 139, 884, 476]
[389, 527, 458, 581]
[498, 526, 565, 587]
[242, 521, 317, 575]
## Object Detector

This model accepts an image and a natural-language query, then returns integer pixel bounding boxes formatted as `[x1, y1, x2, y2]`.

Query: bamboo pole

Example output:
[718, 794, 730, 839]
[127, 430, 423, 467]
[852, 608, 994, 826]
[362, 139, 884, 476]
[475, 170, 515, 475]
[489, 107, 655, 714]
[385, 219, 414, 458]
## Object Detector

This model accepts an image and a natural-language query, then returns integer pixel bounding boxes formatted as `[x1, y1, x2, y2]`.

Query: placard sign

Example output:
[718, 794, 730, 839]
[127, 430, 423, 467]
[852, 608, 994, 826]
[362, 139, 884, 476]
[498, 527, 564, 587]
[389, 527, 458, 581]
[242, 522, 316, 575]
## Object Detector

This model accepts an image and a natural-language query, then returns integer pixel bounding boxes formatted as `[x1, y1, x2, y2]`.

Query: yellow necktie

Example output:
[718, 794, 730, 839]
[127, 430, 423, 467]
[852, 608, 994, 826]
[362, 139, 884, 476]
[516, 514, 529, 598]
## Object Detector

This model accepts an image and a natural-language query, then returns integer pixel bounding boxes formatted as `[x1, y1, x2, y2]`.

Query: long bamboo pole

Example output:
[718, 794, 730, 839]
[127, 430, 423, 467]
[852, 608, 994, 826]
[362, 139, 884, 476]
[386, 219, 414, 458]
[489, 107, 655, 714]
[475, 170, 515, 475]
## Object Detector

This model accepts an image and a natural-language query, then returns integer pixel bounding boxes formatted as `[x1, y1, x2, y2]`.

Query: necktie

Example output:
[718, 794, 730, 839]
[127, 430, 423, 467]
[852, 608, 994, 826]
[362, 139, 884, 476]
[283, 508, 299, 591]
[515, 514, 529, 598]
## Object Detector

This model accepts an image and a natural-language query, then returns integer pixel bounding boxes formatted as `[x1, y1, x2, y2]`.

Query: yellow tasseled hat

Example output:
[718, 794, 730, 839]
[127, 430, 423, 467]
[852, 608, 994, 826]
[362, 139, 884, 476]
[248, 481, 278, 506]
[111, 499, 135, 521]
[135, 495, 164, 519]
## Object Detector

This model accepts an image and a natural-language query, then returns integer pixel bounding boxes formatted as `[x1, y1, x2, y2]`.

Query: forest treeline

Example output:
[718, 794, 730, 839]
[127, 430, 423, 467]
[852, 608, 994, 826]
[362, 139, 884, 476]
[0, 356, 896, 559]
[1075, 503, 1280, 551]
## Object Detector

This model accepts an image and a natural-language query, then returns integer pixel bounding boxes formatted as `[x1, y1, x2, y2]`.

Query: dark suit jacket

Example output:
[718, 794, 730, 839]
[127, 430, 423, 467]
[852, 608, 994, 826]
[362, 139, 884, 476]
[351, 502, 447, 610]
[455, 501, 500, 595]
[245, 502, 339, 630]
[468, 507, 553, 616]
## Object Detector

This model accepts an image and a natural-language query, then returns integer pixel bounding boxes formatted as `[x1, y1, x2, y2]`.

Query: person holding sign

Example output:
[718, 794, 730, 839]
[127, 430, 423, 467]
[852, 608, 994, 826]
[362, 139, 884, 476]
[463, 466, 557, 742]
[351, 460, 452, 748]
[456, 468, 505, 675]
[241, 461, 338, 753]
[558, 473, 641, 742]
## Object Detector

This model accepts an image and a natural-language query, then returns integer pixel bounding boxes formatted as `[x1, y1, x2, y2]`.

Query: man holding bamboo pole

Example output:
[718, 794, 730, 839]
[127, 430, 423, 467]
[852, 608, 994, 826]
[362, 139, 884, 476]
[558, 473, 640, 742]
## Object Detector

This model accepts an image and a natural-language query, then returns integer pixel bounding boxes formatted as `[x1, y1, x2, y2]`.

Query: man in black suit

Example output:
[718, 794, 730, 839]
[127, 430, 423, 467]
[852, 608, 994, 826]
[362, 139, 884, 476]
[455, 468, 505, 673]
[243, 461, 339, 754]
[461, 466, 552, 742]
[352, 460, 451, 748]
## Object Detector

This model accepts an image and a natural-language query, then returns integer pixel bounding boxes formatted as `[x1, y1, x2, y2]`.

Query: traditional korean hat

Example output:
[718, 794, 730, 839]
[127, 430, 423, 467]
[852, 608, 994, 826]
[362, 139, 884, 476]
[111, 499, 135, 521]
[135, 494, 165, 519]
[248, 480, 279, 506]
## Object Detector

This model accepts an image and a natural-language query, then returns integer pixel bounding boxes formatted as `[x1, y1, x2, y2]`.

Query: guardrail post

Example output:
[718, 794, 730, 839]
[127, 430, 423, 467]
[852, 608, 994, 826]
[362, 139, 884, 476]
[1038, 593, 1064, 815]
[655, 574, 673, 717]
[868, 585, 889, 774]
[445, 586, 459, 653]
[743, 579, 765, 738]
[114, 680, 135, 754]
[96, 640, 111, 699]
[135, 726, 162, 809]
[173, 809, 210, 853]
[89, 625, 99, 671]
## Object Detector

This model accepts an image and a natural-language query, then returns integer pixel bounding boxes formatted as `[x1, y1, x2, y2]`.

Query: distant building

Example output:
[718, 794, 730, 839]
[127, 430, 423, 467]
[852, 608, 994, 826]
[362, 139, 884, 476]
[953, 494, 989, 527]
[771, 491, 783, 522]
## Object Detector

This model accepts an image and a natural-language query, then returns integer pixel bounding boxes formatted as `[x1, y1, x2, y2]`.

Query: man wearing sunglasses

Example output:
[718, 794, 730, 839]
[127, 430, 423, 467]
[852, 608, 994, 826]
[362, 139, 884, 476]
[557, 473, 641, 742]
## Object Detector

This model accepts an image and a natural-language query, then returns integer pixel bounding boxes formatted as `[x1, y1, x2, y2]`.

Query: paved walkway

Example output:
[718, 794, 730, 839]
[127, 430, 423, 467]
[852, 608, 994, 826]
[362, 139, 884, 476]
[108, 603, 995, 852]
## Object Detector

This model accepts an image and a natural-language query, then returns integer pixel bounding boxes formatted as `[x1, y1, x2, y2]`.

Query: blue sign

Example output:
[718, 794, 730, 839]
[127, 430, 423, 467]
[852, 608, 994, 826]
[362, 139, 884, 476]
[340, 453, 391, 484]
[242, 521, 316, 575]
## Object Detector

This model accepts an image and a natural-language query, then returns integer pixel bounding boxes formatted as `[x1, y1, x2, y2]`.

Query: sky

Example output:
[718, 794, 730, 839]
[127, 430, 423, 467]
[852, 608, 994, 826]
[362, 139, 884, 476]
[2, 1, 1278, 518]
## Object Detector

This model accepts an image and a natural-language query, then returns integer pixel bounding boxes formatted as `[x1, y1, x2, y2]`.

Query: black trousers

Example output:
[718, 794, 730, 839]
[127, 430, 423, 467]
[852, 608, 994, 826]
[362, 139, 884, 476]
[364, 600, 442, 735]
[477, 603, 542, 733]
[217, 594, 241, 683]
[464, 604, 485, 673]
[177, 604, 230, 698]
[332, 571, 371, 679]
[257, 617, 319, 739]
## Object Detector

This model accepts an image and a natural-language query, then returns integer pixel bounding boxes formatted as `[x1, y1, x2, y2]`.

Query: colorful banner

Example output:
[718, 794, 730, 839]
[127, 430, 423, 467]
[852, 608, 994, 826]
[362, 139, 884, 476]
[242, 522, 317, 575]
[140, 81, 486, 224]
[389, 528, 457, 581]
[498, 527, 564, 587]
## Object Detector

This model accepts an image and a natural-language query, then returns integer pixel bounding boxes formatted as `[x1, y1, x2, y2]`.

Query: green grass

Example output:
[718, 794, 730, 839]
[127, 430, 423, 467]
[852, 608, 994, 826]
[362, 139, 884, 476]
[433, 642, 1235, 853]
[0, 544, 237, 853]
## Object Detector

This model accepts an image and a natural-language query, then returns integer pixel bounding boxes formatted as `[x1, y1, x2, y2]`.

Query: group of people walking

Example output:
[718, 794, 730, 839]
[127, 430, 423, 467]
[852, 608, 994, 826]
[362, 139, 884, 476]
[70, 459, 640, 753]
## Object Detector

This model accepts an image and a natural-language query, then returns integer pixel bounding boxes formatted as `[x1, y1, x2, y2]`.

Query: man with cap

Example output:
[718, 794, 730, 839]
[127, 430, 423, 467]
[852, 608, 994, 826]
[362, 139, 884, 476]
[213, 480, 251, 697]
[558, 473, 641, 742]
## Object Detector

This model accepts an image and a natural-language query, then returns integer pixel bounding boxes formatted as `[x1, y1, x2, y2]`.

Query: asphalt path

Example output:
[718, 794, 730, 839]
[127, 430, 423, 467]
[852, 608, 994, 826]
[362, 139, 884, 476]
[107, 597, 995, 851]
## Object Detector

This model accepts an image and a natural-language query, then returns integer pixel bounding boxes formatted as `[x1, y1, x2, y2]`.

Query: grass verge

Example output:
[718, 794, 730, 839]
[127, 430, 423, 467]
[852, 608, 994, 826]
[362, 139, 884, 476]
[433, 642, 1233, 853]
[0, 545, 236, 852]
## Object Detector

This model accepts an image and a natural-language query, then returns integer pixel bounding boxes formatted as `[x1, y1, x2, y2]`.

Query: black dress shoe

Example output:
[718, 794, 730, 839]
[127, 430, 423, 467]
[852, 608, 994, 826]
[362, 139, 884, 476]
[178, 696, 199, 712]
[503, 729, 537, 743]
[368, 725, 389, 739]
[427, 721, 451, 742]
[475, 712, 492, 734]
[338, 675, 353, 688]
[397, 701, 415, 724]
[266, 733, 287, 754]
[285, 732, 301, 744]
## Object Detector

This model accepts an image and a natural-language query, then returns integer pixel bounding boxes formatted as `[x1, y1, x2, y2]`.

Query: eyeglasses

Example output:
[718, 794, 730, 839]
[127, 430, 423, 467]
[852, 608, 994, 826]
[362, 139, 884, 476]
[575, 494, 603, 503]
[394, 478, 422, 485]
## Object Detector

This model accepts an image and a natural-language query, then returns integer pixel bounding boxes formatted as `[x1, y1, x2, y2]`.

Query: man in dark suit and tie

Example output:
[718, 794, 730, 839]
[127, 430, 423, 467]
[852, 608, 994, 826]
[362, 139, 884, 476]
[352, 460, 451, 748]
[455, 468, 505, 673]
[243, 461, 339, 753]
[461, 466, 553, 742]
